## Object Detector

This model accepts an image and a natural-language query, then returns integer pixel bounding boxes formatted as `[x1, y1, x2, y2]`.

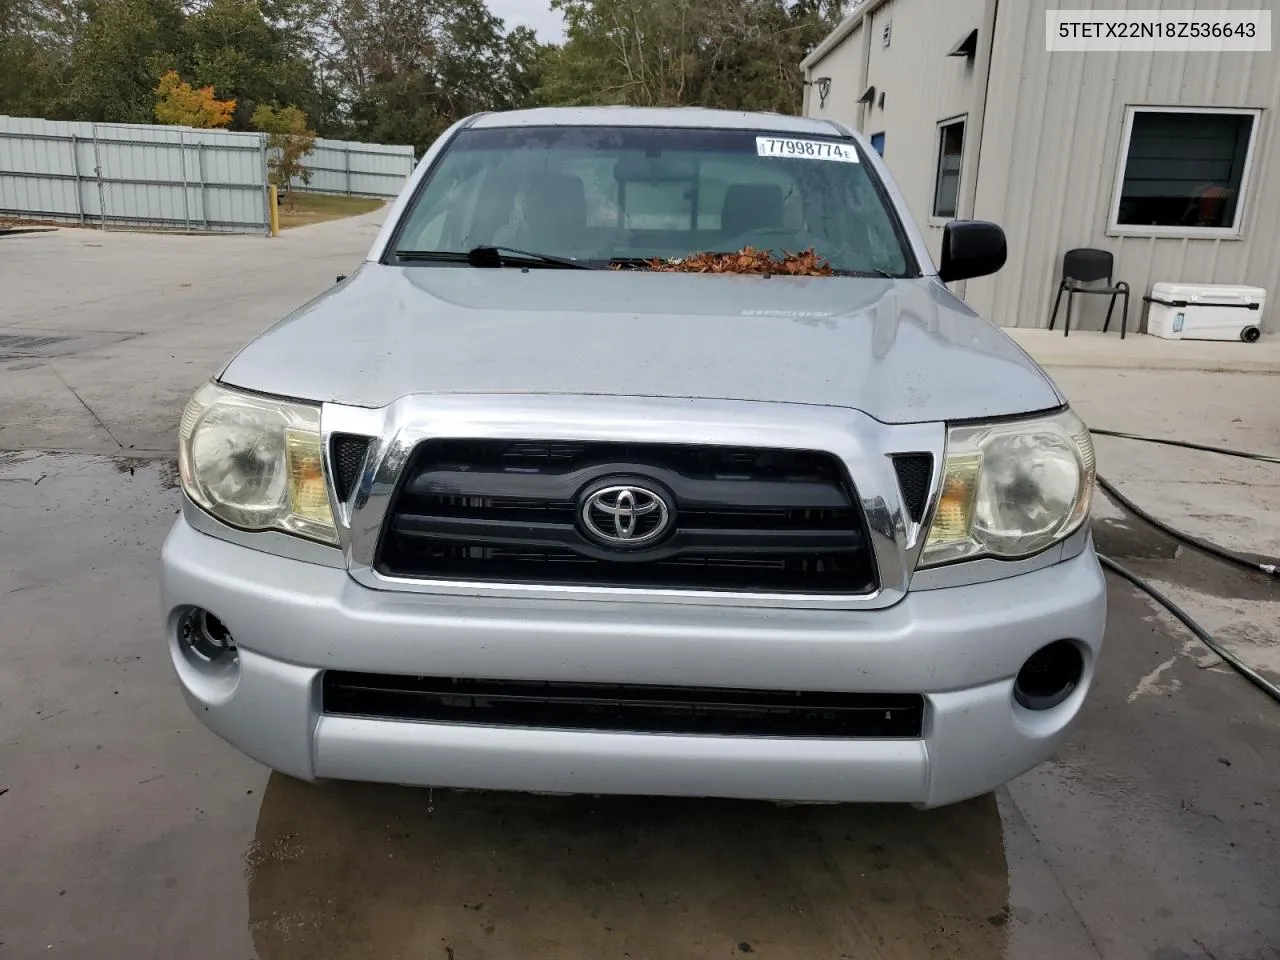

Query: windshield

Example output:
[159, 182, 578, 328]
[390, 125, 915, 276]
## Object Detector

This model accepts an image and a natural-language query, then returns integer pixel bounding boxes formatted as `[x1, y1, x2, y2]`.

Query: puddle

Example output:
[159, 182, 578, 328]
[1117, 549, 1278, 604]
[0, 328, 136, 359]
[245, 778, 1016, 960]
[112, 455, 180, 488]
[0, 450, 38, 469]
[1095, 497, 1277, 602]
[1093, 516, 1179, 561]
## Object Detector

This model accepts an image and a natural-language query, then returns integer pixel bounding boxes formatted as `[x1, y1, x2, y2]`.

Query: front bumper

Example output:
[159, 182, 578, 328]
[161, 517, 1107, 808]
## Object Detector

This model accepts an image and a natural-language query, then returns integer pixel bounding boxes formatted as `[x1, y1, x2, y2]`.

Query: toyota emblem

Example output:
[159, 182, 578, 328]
[580, 484, 672, 547]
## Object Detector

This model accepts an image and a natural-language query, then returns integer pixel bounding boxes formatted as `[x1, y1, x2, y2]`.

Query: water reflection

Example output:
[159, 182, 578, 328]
[248, 776, 1009, 959]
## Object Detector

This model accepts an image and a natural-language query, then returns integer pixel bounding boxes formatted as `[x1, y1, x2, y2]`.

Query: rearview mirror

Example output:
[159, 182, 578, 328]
[938, 220, 1006, 283]
[613, 155, 697, 182]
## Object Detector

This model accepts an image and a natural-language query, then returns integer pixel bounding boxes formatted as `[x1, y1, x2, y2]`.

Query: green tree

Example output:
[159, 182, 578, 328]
[537, 0, 839, 114]
[183, 0, 327, 129]
[0, 0, 77, 117]
[62, 0, 185, 123]
[0, 0, 848, 157]
[323, 0, 545, 151]
[0, 0, 339, 135]
[252, 103, 316, 206]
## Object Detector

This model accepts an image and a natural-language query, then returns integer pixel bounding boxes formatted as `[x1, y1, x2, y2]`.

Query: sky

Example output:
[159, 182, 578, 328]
[486, 0, 567, 42]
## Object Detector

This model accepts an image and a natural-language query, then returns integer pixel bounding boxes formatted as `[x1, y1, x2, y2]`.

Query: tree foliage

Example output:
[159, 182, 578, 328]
[154, 69, 235, 127]
[319, 0, 547, 151]
[184, 0, 326, 128]
[0, 0, 846, 153]
[63, 0, 186, 124]
[0, 0, 80, 118]
[540, 0, 844, 113]
[0, 0, 540, 147]
[252, 103, 316, 199]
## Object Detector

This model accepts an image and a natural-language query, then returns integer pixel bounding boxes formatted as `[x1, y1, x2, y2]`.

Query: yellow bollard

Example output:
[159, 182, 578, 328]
[268, 184, 280, 237]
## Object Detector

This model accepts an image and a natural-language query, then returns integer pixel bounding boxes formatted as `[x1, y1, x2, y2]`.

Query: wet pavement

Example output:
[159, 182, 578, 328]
[2, 220, 1279, 959]
[1, 450, 1277, 960]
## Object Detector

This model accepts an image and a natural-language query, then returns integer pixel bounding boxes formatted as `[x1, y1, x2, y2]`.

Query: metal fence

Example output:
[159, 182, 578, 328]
[0, 116, 416, 233]
[291, 137, 416, 199]
[0, 116, 271, 233]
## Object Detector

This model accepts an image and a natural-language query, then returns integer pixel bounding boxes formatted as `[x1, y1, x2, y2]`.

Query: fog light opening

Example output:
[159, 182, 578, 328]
[179, 608, 237, 663]
[1014, 640, 1083, 711]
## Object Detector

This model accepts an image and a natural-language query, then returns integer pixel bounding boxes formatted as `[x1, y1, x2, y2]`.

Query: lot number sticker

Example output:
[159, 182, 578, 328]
[756, 137, 858, 163]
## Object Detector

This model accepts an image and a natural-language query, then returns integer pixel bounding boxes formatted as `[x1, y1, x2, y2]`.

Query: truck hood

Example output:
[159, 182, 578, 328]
[218, 265, 1062, 424]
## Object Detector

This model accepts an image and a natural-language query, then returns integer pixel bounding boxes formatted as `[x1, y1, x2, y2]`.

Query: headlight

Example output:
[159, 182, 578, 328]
[178, 382, 338, 545]
[920, 408, 1095, 566]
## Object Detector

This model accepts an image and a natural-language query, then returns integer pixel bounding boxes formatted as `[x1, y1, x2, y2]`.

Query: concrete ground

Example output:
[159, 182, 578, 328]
[1007, 328, 1280, 375]
[1018, 332, 1280, 681]
[1, 215, 1278, 960]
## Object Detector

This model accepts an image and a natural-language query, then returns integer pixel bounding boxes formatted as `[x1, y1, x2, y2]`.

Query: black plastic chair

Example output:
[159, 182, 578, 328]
[1049, 248, 1130, 338]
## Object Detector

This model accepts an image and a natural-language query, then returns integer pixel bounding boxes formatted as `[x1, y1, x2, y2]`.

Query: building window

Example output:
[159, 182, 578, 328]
[870, 132, 885, 156]
[932, 116, 965, 219]
[1109, 107, 1260, 238]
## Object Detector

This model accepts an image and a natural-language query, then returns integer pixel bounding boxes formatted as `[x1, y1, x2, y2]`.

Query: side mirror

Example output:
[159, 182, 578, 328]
[938, 220, 1006, 283]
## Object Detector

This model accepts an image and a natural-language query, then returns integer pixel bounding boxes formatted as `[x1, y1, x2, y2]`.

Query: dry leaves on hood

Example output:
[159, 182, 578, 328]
[624, 247, 835, 276]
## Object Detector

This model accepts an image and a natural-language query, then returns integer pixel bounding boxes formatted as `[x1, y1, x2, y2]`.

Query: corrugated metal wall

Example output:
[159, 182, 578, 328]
[804, 0, 993, 262]
[803, 19, 869, 125]
[291, 138, 416, 199]
[0, 116, 270, 233]
[859, 0, 988, 262]
[965, 0, 1279, 333]
[804, 0, 1278, 333]
[1, 117, 415, 232]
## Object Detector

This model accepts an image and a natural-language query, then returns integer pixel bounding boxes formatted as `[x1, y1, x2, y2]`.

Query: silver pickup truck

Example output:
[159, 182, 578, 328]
[162, 106, 1104, 808]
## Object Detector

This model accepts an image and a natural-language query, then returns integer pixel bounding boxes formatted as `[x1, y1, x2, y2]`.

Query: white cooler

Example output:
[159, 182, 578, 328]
[1145, 282, 1266, 342]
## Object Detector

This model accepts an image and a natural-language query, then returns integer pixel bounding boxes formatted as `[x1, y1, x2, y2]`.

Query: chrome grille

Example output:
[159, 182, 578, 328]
[375, 439, 878, 594]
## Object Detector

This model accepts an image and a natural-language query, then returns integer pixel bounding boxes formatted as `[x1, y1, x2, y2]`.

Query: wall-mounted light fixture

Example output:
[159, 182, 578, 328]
[803, 76, 833, 108]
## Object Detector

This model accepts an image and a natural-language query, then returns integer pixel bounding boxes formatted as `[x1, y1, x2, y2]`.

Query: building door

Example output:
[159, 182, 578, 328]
[870, 132, 885, 156]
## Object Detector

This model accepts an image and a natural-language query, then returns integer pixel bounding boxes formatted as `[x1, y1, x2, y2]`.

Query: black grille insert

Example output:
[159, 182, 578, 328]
[331, 434, 372, 502]
[891, 453, 934, 523]
[376, 439, 878, 594]
[323, 673, 925, 738]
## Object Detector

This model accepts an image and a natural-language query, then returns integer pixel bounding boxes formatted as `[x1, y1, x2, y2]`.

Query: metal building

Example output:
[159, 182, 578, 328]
[801, 0, 1278, 334]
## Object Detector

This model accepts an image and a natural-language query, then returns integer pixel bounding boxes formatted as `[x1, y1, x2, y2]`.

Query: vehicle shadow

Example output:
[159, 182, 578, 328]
[246, 774, 1011, 959]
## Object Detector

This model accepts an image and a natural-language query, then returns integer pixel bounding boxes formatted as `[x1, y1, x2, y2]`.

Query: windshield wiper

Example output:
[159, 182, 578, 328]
[836, 267, 899, 279]
[398, 247, 901, 277]
[393, 246, 597, 269]
[394, 250, 469, 263]
[467, 245, 598, 269]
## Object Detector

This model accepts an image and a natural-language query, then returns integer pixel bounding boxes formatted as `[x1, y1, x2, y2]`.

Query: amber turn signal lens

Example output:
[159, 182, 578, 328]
[286, 430, 335, 527]
[926, 455, 980, 547]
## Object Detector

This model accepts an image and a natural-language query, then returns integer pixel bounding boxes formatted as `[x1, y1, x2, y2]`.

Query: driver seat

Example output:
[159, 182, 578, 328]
[500, 173, 588, 252]
[721, 184, 784, 239]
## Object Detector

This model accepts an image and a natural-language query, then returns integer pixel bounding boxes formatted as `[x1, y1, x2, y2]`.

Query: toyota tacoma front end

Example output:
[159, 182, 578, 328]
[161, 107, 1105, 807]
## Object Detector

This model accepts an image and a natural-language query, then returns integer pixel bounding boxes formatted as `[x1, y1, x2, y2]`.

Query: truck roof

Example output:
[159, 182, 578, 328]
[469, 106, 847, 136]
